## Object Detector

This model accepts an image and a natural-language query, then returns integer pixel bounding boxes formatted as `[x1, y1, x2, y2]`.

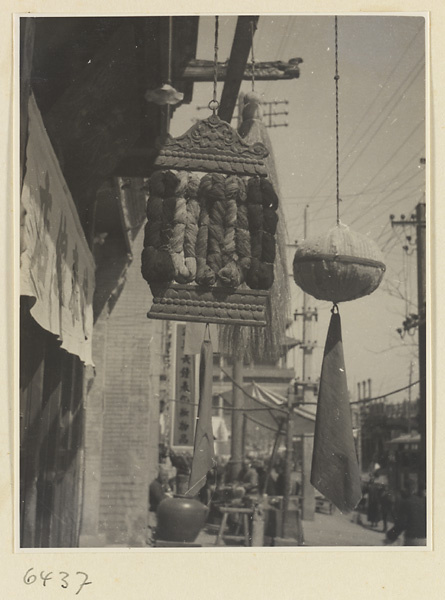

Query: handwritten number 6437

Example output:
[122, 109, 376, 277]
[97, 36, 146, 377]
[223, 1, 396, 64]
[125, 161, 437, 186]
[23, 568, 92, 594]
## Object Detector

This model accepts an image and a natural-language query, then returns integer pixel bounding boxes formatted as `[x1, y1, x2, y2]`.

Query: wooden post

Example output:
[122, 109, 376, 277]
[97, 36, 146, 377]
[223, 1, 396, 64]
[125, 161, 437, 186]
[301, 434, 315, 520]
[218, 16, 259, 124]
[181, 58, 302, 82]
[251, 500, 265, 546]
[281, 390, 294, 534]
[229, 358, 244, 481]
[263, 420, 284, 495]
[242, 413, 248, 460]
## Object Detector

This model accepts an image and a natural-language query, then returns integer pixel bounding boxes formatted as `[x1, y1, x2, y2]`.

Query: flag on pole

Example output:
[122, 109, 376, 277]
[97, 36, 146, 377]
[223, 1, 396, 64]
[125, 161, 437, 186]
[185, 338, 215, 497]
[311, 307, 362, 513]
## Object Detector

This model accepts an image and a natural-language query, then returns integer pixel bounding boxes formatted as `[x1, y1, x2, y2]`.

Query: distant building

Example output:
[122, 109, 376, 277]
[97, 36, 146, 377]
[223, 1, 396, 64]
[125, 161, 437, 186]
[360, 398, 419, 475]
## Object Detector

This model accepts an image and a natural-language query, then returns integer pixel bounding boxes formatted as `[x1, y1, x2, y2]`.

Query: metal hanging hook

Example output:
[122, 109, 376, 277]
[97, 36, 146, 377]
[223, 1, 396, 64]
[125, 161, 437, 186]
[209, 15, 220, 115]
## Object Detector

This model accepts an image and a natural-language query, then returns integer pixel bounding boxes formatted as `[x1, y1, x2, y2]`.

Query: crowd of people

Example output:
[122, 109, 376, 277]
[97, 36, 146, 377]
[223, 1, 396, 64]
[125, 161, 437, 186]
[357, 475, 426, 546]
[147, 453, 426, 547]
[196, 455, 302, 504]
[384, 479, 427, 546]
[363, 478, 394, 531]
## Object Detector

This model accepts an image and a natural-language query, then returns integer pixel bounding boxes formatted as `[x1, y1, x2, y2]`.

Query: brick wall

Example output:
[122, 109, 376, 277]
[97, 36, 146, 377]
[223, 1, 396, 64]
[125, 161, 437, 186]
[80, 227, 162, 547]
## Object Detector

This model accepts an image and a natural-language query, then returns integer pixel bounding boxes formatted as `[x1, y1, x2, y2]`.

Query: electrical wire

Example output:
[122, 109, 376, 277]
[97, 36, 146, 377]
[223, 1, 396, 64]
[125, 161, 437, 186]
[351, 378, 421, 405]
[262, 16, 296, 99]
[280, 183, 423, 202]
[347, 165, 425, 228]
[340, 120, 424, 213]
[308, 43, 425, 205]
[309, 56, 425, 220]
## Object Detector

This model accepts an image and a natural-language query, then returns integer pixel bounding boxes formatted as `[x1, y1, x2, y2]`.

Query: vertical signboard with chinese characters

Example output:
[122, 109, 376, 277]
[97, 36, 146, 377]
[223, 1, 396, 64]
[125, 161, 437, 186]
[173, 324, 196, 447]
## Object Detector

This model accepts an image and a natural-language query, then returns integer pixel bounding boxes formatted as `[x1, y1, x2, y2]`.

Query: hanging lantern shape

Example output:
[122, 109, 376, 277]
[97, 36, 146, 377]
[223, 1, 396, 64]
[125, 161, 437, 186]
[142, 17, 280, 327]
[293, 222, 386, 303]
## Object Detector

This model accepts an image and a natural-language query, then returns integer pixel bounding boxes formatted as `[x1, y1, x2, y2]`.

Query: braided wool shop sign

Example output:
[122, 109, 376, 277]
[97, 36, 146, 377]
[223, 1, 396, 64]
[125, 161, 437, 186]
[141, 115, 280, 326]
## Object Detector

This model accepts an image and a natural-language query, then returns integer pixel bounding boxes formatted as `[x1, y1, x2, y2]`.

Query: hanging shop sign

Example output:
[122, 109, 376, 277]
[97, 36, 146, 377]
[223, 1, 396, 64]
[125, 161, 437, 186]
[292, 17, 386, 514]
[293, 222, 386, 303]
[142, 17, 279, 327]
[172, 324, 196, 447]
[142, 116, 275, 326]
[20, 94, 95, 366]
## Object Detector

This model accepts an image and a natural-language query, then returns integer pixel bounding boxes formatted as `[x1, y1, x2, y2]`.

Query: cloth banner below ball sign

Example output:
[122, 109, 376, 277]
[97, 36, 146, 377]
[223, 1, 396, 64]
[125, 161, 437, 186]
[185, 337, 216, 497]
[310, 309, 362, 513]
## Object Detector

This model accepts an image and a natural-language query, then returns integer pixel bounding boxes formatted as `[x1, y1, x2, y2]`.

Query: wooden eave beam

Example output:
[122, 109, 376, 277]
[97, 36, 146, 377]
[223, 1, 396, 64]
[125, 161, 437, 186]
[217, 16, 259, 124]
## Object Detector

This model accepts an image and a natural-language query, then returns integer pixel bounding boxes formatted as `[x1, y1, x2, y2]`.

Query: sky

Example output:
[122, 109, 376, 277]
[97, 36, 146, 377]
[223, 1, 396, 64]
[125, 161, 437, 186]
[170, 15, 426, 405]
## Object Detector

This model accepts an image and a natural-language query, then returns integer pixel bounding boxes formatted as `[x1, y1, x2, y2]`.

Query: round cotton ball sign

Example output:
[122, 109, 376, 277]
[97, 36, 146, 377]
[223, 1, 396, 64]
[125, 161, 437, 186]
[293, 223, 386, 303]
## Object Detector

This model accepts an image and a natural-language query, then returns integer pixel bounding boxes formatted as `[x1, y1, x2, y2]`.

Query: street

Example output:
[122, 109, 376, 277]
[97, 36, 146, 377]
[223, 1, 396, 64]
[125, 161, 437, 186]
[193, 509, 396, 548]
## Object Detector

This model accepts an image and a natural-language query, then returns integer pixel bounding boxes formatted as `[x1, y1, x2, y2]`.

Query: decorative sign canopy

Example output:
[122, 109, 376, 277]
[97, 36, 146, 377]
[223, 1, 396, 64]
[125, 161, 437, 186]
[153, 114, 270, 177]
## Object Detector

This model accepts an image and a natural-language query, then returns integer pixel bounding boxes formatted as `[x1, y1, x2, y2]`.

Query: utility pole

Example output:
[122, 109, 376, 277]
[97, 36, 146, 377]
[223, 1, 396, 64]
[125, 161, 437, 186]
[416, 201, 426, 489]
[262, 100, 289, 128]
[292, 206, 318, 521]
[407, 361, 413, 434]
[356, 383, 363, 473]
[293, 206, 318, 402]
[282, 386, 294, 534]
[390, 192, 426, 489]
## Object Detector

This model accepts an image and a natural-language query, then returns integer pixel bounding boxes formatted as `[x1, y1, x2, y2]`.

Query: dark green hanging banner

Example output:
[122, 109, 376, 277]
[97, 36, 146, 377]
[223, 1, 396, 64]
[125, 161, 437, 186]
[311, 308, 362, 513]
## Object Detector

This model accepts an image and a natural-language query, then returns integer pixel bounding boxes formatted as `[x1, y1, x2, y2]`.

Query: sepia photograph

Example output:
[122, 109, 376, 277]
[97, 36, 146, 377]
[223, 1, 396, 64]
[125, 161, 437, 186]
[18, 13, 428, 552]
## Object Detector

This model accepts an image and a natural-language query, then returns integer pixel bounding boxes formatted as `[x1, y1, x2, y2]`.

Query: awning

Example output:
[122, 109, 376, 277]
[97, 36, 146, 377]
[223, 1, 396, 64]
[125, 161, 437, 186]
[219, 381, 316, 435]
[212, 416, 230, 442]
[385, 433, 420, 446]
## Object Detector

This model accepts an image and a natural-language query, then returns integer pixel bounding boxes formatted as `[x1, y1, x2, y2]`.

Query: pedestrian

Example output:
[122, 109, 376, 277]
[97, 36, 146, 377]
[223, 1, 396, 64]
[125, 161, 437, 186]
[236, 457, 259, 494]
[149, 465, 174, 513]
[367, 478, 381, 528]
[275, 463, 285, 496]
[368, 453, 381, 478]
[379, 485, 394, 533]
[215, 455, 228, 487]
[253, 459, 267, 494]
[146, 466, 174, 544]
[384, 481, 426, 546]
[198, 470, 214, 506]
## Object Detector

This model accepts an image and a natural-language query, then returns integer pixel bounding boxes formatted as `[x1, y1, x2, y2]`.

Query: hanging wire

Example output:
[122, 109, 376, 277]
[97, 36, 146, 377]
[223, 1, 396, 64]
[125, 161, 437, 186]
[167, 16, 173, 85]
[334, 15, 341, 225]
[332, 16, 341, 315]
[250, 19, 256, 91]
[164, 16, 173, 134]
[209, 15, 220, 114]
